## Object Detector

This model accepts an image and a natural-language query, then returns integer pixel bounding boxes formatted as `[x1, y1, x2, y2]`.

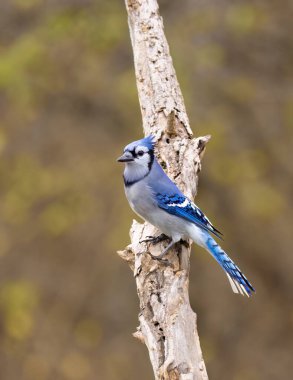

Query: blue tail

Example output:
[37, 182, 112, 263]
[205, 236, 255, 297]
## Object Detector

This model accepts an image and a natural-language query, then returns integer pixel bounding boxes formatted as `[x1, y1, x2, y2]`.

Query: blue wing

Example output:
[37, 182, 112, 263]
[156, 193, 223, 239]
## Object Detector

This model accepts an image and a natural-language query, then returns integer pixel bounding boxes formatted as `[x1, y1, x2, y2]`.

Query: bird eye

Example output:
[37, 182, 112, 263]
[137, 150, 144, 156]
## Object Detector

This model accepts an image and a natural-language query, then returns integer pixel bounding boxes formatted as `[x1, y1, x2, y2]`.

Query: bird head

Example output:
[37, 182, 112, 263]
[117, 135, 155, 169]
[117, 135, 156, 186]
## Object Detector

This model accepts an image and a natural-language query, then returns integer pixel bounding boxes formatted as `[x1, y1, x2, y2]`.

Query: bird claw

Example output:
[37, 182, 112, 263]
[139, 233, 169, 245]
[140, 234, 174, 265]
[147, 252, 171, 265]
[139, 236, 153, 244]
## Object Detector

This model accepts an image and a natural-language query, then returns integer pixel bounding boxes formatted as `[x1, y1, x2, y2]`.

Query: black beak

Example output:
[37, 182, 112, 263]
[117, 152, 134, 162]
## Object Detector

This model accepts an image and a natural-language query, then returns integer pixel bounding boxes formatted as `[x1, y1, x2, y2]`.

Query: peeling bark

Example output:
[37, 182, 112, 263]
[118, 1, 209, 379]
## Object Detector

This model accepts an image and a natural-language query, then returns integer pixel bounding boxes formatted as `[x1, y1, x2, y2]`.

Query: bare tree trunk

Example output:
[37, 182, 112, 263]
[118, 1, 210, 379]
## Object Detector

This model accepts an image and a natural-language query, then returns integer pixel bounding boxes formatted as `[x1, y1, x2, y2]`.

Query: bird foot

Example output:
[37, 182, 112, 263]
[140, 233, 169, 245]
[147, 252, 171, 265]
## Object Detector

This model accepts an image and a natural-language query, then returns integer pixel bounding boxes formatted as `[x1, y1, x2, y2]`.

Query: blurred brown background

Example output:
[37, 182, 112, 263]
[0, 0, 292, 379]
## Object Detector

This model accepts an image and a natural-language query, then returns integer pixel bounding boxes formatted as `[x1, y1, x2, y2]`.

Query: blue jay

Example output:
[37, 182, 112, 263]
[117, 135, 255, 296]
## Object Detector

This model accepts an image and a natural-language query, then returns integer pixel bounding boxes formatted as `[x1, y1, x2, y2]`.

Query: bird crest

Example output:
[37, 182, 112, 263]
[141, 135, 156, 150]
[124, 134, 156, 153]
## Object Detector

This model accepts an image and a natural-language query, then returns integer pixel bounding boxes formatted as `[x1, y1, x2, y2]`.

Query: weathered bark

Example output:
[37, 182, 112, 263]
[118, 1, 209, 379]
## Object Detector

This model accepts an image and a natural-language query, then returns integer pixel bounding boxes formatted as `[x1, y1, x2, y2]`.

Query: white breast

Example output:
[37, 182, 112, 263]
[125, 180, 156, 220]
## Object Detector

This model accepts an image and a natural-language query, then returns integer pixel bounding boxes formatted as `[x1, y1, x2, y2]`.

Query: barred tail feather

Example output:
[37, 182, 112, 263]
[205, 236, 255, 297]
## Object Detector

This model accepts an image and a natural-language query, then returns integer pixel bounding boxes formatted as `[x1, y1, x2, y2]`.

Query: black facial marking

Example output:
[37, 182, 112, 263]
[125, 148, 135, 158]
[148, 150, 154, 170]
[123, 169, 151, 187]
[123, 148, 155, 187]
[125, 147, 155, 171]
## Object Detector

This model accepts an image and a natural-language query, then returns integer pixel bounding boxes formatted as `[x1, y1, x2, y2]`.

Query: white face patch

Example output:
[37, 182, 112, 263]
[135, 146, 149, 154]
[133, 145, 151, 167]
[123, 144, 153, 186]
